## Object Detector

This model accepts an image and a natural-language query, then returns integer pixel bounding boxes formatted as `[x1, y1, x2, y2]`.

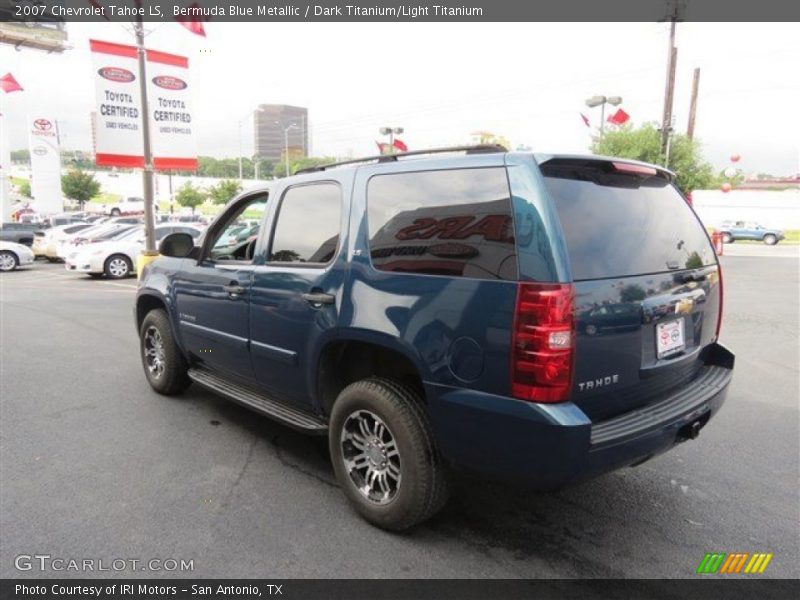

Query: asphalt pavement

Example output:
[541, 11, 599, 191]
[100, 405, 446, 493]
[1, 256, 798, 579]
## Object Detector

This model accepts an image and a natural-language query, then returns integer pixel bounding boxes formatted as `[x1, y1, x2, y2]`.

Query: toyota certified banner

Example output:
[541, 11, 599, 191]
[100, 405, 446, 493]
[90, 39, 197, 171]
[27, 115, 62, 214]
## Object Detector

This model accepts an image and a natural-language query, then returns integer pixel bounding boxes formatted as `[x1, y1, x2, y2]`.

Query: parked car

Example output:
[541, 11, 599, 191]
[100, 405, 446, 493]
[0, 240, 35, 272]
[33, 223, 92, 260]
[42, 213, 87, 228]
[0, 222, 42, 246]
[66, 224, 203, 279]
[135, 147, 733, 531]
[718, 221, 784, 245]
[56, 223, 139, 261]
[108, 196, 146, 217]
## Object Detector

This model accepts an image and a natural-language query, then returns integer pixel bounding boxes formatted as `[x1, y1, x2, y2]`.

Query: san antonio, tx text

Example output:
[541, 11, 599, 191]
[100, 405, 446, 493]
[15, 584, 280, 597]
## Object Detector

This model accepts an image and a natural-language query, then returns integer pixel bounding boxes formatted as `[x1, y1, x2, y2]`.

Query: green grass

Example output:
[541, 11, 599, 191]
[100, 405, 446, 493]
[89, 192, 122, 204]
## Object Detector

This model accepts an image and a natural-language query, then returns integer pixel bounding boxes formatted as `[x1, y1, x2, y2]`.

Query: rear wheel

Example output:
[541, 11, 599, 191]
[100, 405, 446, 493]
[329, 378, 450, 531]
[0, 250, 18, 272]
[763, 234, 778, 245]
[721, 232, 733, 243]
[110, 208, 121, 216]
[139, 309, 190, 395]
[104, 254, 132, 279]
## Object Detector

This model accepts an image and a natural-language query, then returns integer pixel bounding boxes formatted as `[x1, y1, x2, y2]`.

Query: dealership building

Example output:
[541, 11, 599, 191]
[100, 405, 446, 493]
[253, 104, 309, 163]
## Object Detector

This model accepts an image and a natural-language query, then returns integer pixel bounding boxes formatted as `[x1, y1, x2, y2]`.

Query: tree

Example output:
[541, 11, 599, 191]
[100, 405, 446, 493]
[18, 180, 32, 198]
[590, 122, 715, 193]
[208, 179, 242, 205]
[175, 182, 207, 214]
[61, 169, 101, 209]
[11, 149, 30, 163]
[270, 156, 337, 178]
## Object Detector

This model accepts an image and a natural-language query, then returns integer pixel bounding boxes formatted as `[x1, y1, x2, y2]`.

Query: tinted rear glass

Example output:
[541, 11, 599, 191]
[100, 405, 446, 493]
[542, 162, 715, 280]
[367, 167, 517, 280]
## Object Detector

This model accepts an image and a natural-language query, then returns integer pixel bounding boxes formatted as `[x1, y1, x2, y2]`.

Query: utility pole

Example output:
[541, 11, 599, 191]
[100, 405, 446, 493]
[134, 16, 157, 256]
[687, 67, 701, 140]
[660, 1, 681, 158]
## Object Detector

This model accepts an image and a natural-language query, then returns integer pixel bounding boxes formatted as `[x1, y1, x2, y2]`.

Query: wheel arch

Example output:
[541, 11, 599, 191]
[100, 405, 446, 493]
[315, 333, 428, 417]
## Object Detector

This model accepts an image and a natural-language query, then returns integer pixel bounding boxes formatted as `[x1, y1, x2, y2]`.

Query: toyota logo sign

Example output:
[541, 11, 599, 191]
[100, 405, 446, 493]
[34, 119, 52, 131]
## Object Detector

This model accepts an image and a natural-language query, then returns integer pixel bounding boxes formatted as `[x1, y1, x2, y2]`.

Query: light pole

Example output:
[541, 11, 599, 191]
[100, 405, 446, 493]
[585, 95, 622, 142]
[134, 15, 157, 257]
[282, 123, 299, 177]
[237, 112, 251, 181]
[379, 126, 404, 153]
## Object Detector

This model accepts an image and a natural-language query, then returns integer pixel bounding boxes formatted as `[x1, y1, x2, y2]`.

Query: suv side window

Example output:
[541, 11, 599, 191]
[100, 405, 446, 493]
[207, 194, 268, 263]
[268, 183, 341, 264]
[367, 167, 517, 280]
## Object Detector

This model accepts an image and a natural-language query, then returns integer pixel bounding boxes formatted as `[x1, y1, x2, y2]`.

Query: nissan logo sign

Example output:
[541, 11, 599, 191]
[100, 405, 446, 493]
[152, 76, 187, 90]
[33, 119, 52, 131]
[98, 67, 135, 83]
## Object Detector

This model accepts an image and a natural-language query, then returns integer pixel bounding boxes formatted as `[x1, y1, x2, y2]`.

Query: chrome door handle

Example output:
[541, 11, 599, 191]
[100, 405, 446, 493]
[301, 292, 335, 306]
[223, 284, 246, 297]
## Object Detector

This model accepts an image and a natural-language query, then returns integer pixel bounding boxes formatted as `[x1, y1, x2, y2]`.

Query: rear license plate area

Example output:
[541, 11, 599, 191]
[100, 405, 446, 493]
[656, 318, 685, 359]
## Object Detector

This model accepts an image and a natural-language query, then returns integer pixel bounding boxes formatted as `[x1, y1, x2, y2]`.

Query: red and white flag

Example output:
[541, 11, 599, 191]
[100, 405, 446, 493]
[607, 108, 630, 126]
[0, 72, 23, 94]
[393, 139, 408, 152]
[176, 2, 208, 36]
[580, 113, 591, 128]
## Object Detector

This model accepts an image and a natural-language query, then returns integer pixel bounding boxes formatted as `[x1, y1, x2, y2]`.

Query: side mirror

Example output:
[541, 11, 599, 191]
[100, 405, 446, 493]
[159, 232, 195, 258]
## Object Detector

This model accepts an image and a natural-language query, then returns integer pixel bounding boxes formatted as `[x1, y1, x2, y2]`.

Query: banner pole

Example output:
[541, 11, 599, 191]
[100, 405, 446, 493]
[135, 15, 157, 257]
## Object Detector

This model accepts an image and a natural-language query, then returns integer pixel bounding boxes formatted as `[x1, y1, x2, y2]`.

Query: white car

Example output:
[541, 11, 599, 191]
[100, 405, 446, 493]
[33, 223, 91, 260]
[109, 196, 145, 217]
[0, 241, 35, 272]
[65, 224, 202, 279]
[56, 222, 139, 261]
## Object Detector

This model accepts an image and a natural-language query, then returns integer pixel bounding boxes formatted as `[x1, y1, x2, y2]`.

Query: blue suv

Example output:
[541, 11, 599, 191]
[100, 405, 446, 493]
[136, 146, 734, 530]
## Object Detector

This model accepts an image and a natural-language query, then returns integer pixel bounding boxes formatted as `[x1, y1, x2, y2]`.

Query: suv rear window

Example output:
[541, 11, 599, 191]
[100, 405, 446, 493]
[367, 167, 517, 280]
[541, 161, 715, 280]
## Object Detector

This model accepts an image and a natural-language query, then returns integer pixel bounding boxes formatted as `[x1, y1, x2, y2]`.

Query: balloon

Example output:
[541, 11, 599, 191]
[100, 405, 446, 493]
[721, 183, 732, 193]
[730, 154, 741, 163]
[724, 167, 738, 178]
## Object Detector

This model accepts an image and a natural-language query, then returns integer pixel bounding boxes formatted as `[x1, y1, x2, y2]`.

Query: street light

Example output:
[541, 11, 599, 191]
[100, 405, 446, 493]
[237, 112, 250, 181]
[281, 123, 299, 177]
[379, 126, 404, 153]
[585, 95, 622, 140]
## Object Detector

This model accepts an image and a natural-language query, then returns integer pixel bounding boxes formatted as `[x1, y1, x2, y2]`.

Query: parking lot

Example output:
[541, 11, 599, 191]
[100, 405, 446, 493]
[1, 254, 798, 579]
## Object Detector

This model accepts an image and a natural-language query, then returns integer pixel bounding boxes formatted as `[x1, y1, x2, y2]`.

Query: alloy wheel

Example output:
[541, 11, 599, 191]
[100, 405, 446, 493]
[143, 326, 166, 379]
[340, 409, 401, 505]
[108, 257, 129, 278]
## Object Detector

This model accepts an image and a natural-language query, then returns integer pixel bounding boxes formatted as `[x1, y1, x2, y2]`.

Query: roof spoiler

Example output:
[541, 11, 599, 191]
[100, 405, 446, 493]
[536, 154, 674, 183]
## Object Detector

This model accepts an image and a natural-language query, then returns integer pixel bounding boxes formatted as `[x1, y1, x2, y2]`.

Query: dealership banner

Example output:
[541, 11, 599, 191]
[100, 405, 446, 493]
[27, 115, 62, 214]
[90, 39, 196, 171]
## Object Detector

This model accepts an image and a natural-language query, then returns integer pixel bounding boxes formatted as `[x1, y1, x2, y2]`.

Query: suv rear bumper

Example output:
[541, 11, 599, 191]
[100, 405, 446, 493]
[426, 343, 734, 490]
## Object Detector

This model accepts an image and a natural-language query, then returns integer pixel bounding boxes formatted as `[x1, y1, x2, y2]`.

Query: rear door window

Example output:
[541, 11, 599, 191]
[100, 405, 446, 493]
[541, 161, 715, 280]
[367, 167, 517, 280]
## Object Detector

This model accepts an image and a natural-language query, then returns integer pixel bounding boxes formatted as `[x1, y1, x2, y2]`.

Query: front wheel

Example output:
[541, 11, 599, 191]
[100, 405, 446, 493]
[721, 232, 733, 244]
[139, 309, 190, 395]
[329, 378, 450, 531]
[0, 250, 19, 272]
[104, 254, 132, 279]
[763, 234, 778, 245]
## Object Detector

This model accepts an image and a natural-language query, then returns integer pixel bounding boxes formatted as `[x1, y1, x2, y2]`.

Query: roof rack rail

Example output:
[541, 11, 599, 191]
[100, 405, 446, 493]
[294, 144, 508, 175]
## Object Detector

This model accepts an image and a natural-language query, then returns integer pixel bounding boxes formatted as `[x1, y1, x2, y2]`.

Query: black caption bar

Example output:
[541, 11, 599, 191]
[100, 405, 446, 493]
[1, 0, 799, 22]
[2, 579, 799, 600]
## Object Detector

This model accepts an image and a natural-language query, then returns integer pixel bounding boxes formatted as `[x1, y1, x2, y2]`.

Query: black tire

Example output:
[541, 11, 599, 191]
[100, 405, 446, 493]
[104, 254, 132, 279]
[139, 308, 191, 395]
[721, 232, 733, 244]
[329, 378, 449, 531]
[763, 234, 778, 245]
[110, 208, 121, 216]
[0, 250, 19, 272]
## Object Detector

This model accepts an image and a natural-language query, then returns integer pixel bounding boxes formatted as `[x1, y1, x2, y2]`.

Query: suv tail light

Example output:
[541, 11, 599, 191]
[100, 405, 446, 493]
[511, 283, 575, 403]
[715, 263, 724, 340]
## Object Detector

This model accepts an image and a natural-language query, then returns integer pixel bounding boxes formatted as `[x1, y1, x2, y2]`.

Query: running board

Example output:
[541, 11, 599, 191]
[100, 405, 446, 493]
[188, 368, 328, 434]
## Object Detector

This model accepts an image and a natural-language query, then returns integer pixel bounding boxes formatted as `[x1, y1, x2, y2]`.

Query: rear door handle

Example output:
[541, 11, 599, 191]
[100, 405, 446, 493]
[301, 292, 335, 306]
[223, 284, 246, 298]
